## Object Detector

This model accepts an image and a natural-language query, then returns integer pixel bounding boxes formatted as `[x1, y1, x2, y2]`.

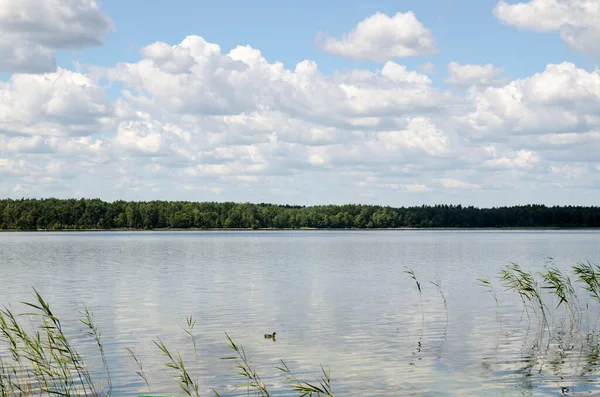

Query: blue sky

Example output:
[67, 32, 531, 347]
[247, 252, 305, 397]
[57, 0, 592, 79]
[1, 0, 600, 206]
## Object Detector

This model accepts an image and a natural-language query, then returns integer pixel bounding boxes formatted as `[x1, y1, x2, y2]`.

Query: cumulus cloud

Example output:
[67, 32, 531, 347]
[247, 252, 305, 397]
[116, 121, 164, 155]
[0, 158, 30, 176]
[380, 183, 432, 193]
[0, 40, 56, 74]
[101, 36, 279, 116]
[0, 0, 113, 73]
[0, 68, 114, 136]
[494, 0, 600, 54]
[545, 163, 600, 189]
[316, 12, 436, 62]
[377, 117, 449, 156]
[539, 131, 600, 145]
[3, 33, 600, 205]
[484, 150, 540, 169]
[97, 36, 446, 123]
[438, 178, 482, 190]
[0, 136, 50, 153]
[418, 62, 437, 75]
[460, 62, 600, 136]
[446, 62, 507, 88]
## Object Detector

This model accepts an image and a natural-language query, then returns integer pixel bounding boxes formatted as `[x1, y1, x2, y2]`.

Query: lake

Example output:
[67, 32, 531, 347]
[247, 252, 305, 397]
[1, 230, 600, 396]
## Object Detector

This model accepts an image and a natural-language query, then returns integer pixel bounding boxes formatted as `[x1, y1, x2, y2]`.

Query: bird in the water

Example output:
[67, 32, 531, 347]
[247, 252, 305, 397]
[264, 332, 277, 339]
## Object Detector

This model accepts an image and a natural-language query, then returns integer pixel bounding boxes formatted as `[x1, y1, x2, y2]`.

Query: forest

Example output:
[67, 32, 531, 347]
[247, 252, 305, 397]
[1, 198, 599, 230]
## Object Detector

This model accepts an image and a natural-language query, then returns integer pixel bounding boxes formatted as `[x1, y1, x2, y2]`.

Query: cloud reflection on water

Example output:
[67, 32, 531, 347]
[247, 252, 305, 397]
[0, 230, 599, 396]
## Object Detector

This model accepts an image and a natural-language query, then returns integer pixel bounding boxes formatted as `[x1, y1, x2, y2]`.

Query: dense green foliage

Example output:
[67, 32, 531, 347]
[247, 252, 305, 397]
[0, 198, 599, 230]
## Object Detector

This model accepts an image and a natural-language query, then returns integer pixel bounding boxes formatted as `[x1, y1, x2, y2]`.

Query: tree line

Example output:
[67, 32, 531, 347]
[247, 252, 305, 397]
[0, 198, 599, 230]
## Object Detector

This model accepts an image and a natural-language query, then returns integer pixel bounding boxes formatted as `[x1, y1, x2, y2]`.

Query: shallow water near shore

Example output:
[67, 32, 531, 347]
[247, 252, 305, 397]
[1, 230, 600, 396]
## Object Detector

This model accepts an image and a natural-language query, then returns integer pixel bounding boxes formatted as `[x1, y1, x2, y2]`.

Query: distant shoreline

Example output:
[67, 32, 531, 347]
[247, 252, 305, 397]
[3, 199, 599, 230]
[2, 226, 599, 232]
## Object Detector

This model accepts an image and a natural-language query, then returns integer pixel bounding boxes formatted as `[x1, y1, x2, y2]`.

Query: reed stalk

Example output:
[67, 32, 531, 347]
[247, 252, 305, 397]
[430, 276, 448, 322]
[0, 288, 109, 397]
[499, 263, 548, 330]
[404, 267, 424, 324]
[573, 261, 600, 304]
[276, 360, 334, 397]
[125, 348, 151, 393]
[477, 277, 501, 323]
[541, 266, 579, 331]
[218, 333, 271, 397]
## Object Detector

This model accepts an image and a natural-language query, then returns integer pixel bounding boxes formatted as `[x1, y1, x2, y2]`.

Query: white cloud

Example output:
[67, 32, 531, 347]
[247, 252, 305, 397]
[538, 131, 600, 145]
[102, 36, 275, 116]
[550, 163, 586, 178]
[0, 0, 113, 49]
[494, 0, 600, 54]
[377, 117, 449, 156]
[439, 178, 481, 190]
[306, 146, 329, 166]
[0, 158, 30, 176]
[446, 62, 507, 88]
[140, 41, 197, 74]
[196, 162, 267, 176]
[0, 39, 56, 74]
[0, 0, 113, 73]
[98, 37, 444, 124]
[461, 62, 600, 136]
[0, 136, 49, 153]
[183, 167, 197, 177]
[316, 12, 436, 62]
[381, 183, 432, 193]
[0, 68, 114, 136]
[403, 184, 431, 193]
[116, 120, 164, 155]
[484, 150, 540, 169]
[548, 163, 599, 187]
[2, 32, 600, 205]
[418, 62, 436, 75]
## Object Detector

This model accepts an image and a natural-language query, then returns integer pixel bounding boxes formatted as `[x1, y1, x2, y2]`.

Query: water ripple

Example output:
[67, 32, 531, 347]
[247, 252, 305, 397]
[1, 230, 600, 396]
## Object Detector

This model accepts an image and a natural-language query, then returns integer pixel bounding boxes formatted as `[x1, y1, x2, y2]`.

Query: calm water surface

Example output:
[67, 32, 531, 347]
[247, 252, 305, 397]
[1, 230, 600, 396]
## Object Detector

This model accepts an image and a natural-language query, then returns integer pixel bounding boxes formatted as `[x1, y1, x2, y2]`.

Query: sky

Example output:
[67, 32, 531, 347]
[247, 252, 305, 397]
[0, 0, 599, 207]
